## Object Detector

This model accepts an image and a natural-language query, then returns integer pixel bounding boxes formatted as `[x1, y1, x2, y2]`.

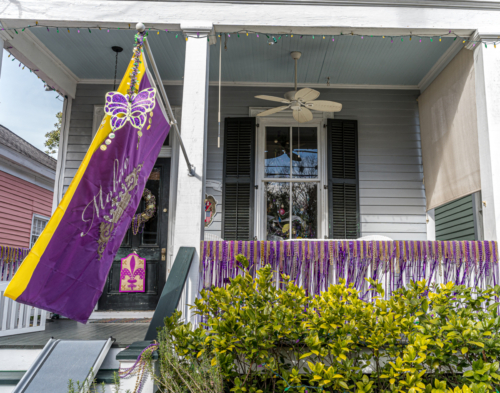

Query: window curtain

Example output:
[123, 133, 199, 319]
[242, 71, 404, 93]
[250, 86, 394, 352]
[418, 48, 481, 211]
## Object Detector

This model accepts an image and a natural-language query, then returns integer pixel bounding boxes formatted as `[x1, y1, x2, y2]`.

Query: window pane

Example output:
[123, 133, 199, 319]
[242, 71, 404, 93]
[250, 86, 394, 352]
[265, 182, 290, 240]
[265, 127, 290, 178]
[31, 217, 48, 248]
[292, 183, 318, 239]
[292, 127, 318, 178]
[141, 167, 161, 245]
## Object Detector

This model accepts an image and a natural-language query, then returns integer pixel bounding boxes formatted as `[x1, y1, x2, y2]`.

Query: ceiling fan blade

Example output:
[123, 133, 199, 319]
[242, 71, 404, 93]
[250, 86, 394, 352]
[292, 108, 313, 123]
[305, 100, 343, 112]
[255, 95, 291, 104]
[257, 106, 290, 117]
[294, 88, 320, 102]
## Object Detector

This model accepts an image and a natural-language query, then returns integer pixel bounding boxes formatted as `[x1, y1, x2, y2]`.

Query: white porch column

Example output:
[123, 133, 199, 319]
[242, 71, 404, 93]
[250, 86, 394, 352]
[473, 39, 500, 240]
[0, 38, 4, 79]
[173, 22, 212, 324]
[52, 96, 72, 212]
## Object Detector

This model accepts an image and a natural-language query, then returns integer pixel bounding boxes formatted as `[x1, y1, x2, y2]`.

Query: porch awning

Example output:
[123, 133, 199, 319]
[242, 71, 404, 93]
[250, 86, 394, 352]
[418, 48, 481, 211]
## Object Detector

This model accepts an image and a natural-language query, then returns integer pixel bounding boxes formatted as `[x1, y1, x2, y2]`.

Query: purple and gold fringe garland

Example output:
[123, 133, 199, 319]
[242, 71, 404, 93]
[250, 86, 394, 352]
[199, 241, 499, 299]
[0, 245, 30, 281]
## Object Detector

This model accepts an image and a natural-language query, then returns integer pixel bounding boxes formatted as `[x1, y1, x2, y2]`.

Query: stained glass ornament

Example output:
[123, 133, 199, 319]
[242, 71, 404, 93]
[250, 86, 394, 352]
[109, 133, 115, 139]
[100, 145, 107, 151]
[105, 139, 111, 145]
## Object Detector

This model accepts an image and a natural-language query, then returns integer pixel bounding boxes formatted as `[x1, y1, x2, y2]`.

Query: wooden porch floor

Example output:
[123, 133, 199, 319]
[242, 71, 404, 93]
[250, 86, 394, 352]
[0, 319, 148, 348]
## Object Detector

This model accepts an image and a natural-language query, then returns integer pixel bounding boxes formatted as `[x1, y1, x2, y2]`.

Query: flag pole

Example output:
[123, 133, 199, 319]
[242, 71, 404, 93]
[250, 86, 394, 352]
[137, 23, 195, 177]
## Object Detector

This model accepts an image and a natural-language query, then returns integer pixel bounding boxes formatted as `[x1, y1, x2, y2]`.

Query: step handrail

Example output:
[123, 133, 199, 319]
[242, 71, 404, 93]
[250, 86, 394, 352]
[144, 246, 196, 340]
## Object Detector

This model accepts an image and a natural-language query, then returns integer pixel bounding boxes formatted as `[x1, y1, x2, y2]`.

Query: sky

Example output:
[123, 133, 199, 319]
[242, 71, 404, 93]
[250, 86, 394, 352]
[0, 49, 63, 157]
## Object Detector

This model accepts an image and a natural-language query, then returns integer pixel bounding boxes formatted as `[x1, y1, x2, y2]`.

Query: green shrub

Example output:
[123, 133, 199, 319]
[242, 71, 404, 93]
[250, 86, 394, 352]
[164, 255, 500, 393]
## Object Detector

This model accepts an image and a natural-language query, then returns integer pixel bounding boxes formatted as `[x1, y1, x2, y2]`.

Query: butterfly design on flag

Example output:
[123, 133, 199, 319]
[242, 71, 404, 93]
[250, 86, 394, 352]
[104, 88, 157, 131]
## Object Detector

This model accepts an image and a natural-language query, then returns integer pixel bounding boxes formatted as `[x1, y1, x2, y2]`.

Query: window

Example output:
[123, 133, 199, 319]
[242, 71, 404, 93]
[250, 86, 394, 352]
[31, 215, 49, 248]
[264, 126, 319, 240]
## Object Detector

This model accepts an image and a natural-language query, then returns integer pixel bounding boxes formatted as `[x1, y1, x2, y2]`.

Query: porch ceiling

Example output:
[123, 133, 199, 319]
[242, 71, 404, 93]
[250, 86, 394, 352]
[30, 28, 455, 86]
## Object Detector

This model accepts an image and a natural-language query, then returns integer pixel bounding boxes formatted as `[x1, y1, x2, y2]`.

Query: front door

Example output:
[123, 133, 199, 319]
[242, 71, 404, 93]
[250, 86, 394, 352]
[98, 158, 170, 311]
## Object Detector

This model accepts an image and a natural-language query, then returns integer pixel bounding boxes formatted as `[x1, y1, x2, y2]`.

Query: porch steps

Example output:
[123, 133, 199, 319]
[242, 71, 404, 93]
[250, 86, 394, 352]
[12, 338, 113, 393]
[0, 369, 117, 385]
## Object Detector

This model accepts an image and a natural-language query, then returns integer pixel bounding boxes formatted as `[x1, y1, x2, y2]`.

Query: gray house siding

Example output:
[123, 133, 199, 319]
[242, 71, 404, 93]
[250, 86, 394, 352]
[205, 87, 426, 241]
[64, 85, 426, 241]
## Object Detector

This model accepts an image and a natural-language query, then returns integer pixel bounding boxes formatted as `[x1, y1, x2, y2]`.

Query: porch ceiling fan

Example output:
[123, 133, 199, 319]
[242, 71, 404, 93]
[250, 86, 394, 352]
[255, 51, 342, 123]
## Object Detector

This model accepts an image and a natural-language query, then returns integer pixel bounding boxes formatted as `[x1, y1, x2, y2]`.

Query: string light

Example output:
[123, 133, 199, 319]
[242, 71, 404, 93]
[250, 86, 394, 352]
[391, 37, 393, 43]
[312, 35, 315, 39]
[2, 24, 492, 48]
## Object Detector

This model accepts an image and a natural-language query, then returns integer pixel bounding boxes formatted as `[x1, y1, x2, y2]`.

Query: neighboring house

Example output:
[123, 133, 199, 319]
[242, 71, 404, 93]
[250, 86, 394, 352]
[1, 2, 500, 391]
[0, 124, 56, 248]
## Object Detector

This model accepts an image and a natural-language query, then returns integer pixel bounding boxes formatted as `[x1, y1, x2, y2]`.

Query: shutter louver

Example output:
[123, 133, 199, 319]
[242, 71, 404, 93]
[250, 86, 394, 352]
[222, 118, 256, 240]
[327, 119, 359, 239]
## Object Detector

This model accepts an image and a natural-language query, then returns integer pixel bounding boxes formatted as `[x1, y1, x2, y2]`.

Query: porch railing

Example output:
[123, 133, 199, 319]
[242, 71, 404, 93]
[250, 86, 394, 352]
[0, 245, 47, 337]
[199, 240, 499, 299]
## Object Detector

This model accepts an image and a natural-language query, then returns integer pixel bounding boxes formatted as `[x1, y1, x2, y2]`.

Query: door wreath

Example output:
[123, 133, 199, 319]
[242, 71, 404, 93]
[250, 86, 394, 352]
[131, 188, 156, 235]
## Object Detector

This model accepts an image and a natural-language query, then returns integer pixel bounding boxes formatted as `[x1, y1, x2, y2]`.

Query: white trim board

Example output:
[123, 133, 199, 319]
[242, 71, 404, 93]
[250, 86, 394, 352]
[125, 0, 500, 10]
[418, 38, 464, 92]
[79, 79, 421, 90]
[1, 22, 78, 98]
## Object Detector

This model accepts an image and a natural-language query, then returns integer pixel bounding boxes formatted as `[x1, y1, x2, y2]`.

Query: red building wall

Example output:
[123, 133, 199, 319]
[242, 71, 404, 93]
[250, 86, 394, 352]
[0, 170, 53, 248]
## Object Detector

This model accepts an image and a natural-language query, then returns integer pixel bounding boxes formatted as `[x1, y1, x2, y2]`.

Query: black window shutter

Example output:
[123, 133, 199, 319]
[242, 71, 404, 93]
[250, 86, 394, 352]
[222, 118, 256, 240]
[327, 119, 359, 239]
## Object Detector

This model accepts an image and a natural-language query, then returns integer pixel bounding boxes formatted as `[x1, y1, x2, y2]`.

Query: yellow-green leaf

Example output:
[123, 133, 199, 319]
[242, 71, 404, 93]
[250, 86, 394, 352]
[211, 357, 217, 366]
[197, 350, 205, 358]
[300, 352, 313, 360]
[462, 347, 468, 354]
